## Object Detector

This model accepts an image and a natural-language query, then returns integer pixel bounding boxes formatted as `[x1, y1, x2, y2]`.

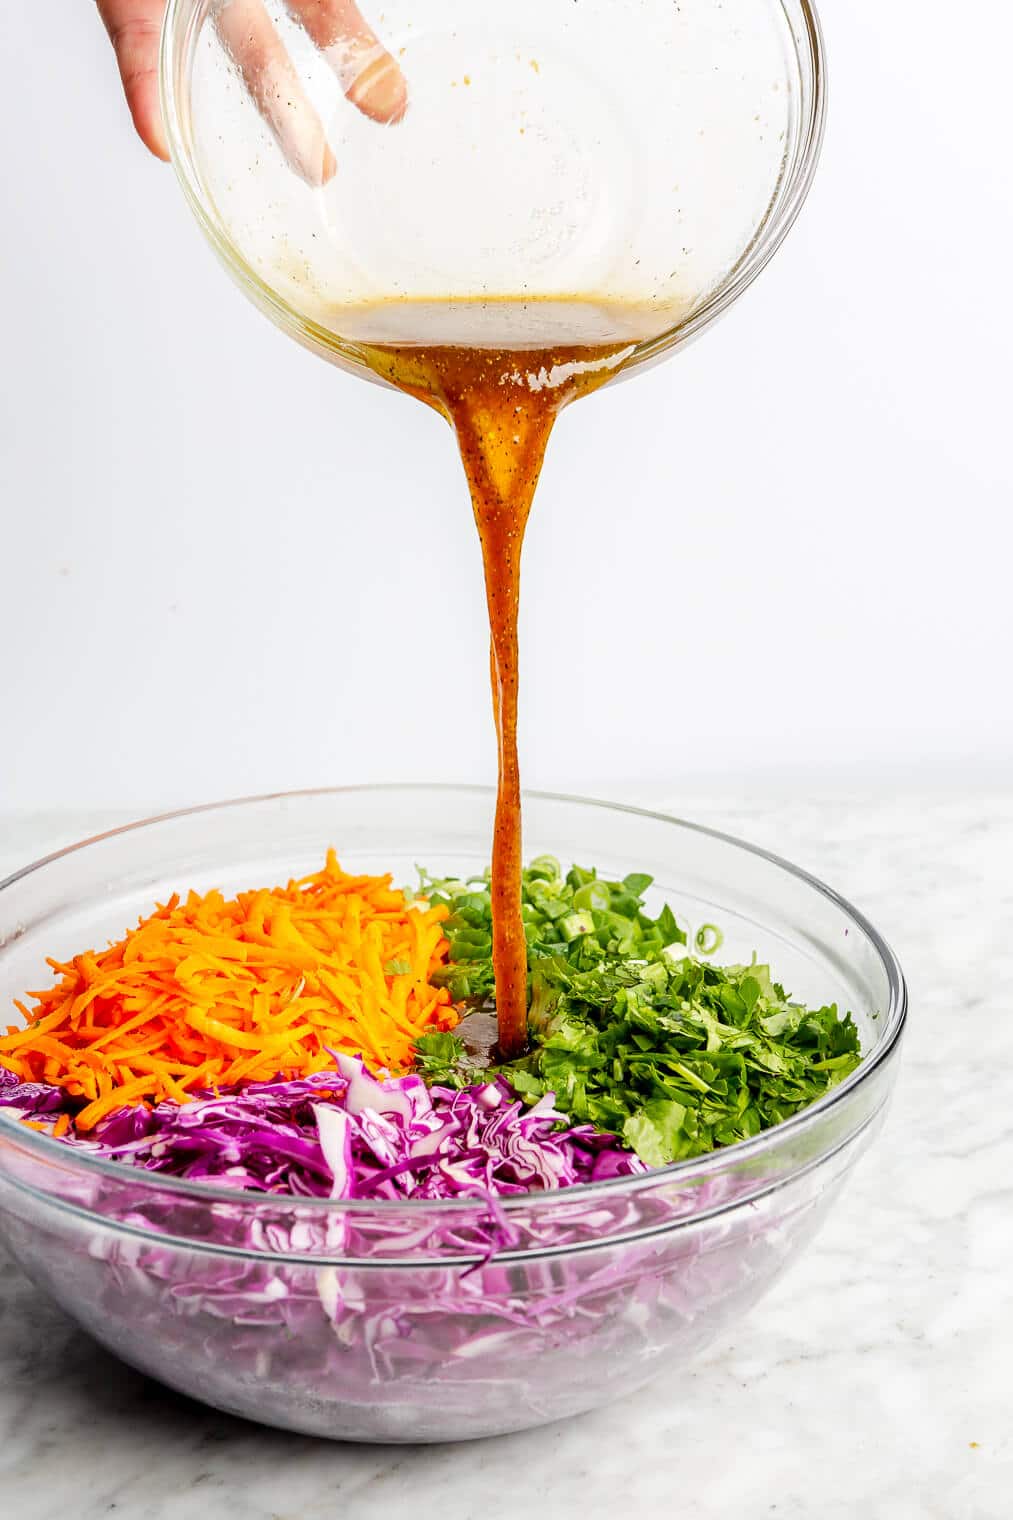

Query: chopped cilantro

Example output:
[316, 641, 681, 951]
[415, 859, 862, 1167]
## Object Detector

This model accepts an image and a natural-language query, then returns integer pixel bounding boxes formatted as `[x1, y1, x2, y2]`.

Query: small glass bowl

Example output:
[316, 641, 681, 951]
[159, 1, 826, 380]
[0, 787, 904, 1442]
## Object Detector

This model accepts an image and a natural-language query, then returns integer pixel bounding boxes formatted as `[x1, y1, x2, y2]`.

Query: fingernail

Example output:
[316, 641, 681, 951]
[296, 137, 338, 187]
[345, 53, 409, 125]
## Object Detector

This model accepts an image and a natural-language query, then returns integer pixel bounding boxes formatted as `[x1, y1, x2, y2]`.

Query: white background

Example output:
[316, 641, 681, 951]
[1, 1, 1010, 814]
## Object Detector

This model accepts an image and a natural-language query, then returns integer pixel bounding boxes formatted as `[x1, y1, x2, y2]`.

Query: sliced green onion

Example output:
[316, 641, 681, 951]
[695, 924, 724, 956]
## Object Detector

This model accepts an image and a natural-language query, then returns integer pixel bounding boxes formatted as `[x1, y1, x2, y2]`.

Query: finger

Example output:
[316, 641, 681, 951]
[216, 0, 337, 186]
[284, 0, 408, 124]
[96, 0, 170, 161]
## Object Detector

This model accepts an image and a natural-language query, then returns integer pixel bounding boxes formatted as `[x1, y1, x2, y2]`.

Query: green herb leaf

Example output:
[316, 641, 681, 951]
[623, 1099, 689, 1166]
[412, 1031, 472, 1088]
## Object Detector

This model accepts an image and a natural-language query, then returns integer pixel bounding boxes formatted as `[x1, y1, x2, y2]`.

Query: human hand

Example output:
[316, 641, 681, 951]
[95, 0, 408, 184]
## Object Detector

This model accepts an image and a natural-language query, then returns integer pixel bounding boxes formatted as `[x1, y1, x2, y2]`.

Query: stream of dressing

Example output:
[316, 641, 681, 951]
[353, 301, 650, 1057]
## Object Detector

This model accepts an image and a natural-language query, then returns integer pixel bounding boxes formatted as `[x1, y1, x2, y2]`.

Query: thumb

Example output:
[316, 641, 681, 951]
[96, 0, 170, 161]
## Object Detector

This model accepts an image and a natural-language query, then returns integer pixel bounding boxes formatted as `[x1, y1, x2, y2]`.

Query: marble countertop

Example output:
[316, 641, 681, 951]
[1, 791, 1009, 1519]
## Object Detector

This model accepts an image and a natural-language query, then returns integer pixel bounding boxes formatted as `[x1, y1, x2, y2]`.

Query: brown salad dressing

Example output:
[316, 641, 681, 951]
[358, 318, 634, 1058]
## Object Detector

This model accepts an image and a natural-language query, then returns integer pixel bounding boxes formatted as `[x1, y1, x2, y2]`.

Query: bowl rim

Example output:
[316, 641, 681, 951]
[157, 0, 827, 378]
[0, 783, 907, 1218]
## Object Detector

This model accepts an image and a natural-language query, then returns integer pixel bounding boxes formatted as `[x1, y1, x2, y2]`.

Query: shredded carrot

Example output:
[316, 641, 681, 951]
[1, 851, 457, 1131]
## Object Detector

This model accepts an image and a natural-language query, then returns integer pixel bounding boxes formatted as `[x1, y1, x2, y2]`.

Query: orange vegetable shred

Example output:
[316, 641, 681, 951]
[0, 852, 457, 1130]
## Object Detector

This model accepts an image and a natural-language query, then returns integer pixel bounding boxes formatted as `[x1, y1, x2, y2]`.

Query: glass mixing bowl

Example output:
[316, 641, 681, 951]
[159, 0, 825, 375]
[0, 787, 904, 1442]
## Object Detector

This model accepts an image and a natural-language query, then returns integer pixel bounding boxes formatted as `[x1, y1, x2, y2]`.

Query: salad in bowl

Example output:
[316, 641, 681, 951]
[0, 787, 905, 1441]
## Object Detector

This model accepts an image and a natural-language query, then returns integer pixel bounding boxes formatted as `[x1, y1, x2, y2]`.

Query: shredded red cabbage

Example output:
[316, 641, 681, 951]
[0, 1055, 644, 1200]
[0, 1058, 812, 1441]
